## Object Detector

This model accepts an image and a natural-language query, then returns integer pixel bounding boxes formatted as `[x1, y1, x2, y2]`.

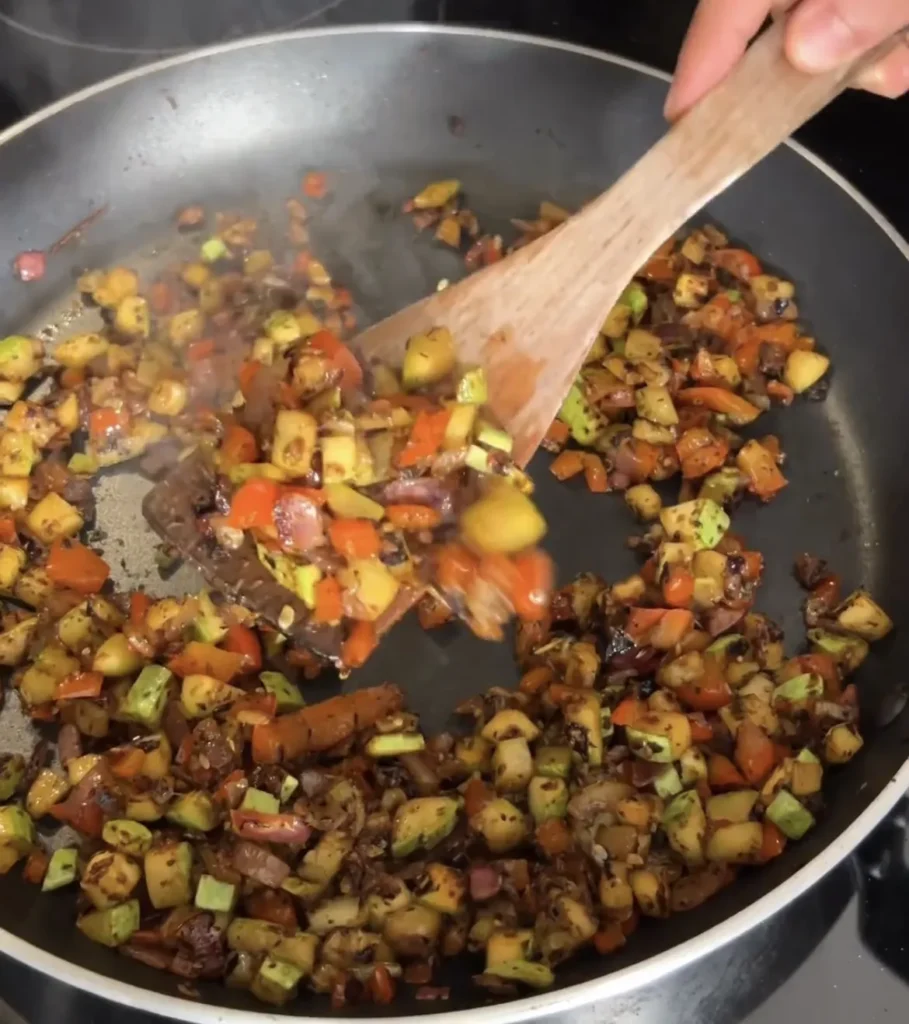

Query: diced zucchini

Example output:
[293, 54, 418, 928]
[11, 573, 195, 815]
[807, 629, 868, 674]
[167, 791, 219, 832]
[392, 797, 460, 858]
[294, 564, 322, 608]
[772, 672, 823, 708]
[476, 422, 513, 454]
[181, 673, 242, 717]
[558, 381, 601, 445]
[534, 745, 573, 779]
[264, 311, 301, 345]
[196, 874, 238, 912]
[365, 733, 426, 757]
[824, 724, 864, 764]
[26, 492, 84, 545]
[457, 367, 488, 404]
[698, 467, 742, 507]
[320, 435, 357, 483]
[625, 483, 662, 521]
[482, 709, 541, 744]
[706, 790, 758, 823]
[42, 848, 79, 891]
[102, 820, 153, 857]
[0, 804, 35, 852]
[660, 499, 729, 549]
[471, 798, 527, 854]
[487, 960, 554, 989]
[241, 788, 280, 815]
[492, 738, 534, 792]
[144, 841, 193, 909]
[260, 670, 305, 711]
[627, 712, 692, 763]
[272, 410, 317, 477]
[784, 350, 829, 394]
[93, 633, 144, 677]
[662, 791, 706, 865]
[653, 766, 683, 799]
[253, 957, 303, 1005]
[0, 754, 25, 801]
[528, 776, 569, 823]
[766, 790, 815, 839]
[272, 932, 319, 974]
[323, 483, 384, 521]
[227, 918, 286, 954]
[402, 328, 456, 389]
[194, 592, 227, 644]
[77, 900, 140, 947]
[124, 665, 173, 727]
[81, 850, 142, 909]
[835, 590, 892, 641]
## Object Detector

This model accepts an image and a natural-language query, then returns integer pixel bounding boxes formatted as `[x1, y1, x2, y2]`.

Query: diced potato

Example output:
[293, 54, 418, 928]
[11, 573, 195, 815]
[412, 179, 460, 209]
[0, 477, 29, 511]
[705, 822, 763, 863]
[482, 710, 541, 744]
[81, 850, 142, 909]
[92, 633, 144, 677]
[0, 335, 40, 382]
[626, 712, 692, 762]
[114, 296, 150, 338]
[624, 329, 662, 362]
[706, 790, 758, 823]
[630, 869, 669, 917]
[471, 798, 527, 854]
[635, 385, 678, 426]
[784, 349, 829, 393]
[492, 738, 534, 792]
[824, 724, 864, 764]
[91, 267, 139, 308]
[0, 432, 36, 478]
[662, 791, 706, 865]
[55, 333, 109, 369]
[19, 643, 80, 705]
[168, 309, 205, 346]
[673, 272, 710, 308]
[0, 544, 25, 592]
[835, 590, 892, 641]
[26, 492, 84, 544]
[0, 615, 37, 666]
[461, 485, 546, 555]
[145, 841, 193, 909]
[26, 768, 71, 818]
[181, 674, 243, 717]
[402, 328, 456, 390]
[338, 559, 400, 622]
[148, 379, 188, 417]
[632, 418, 675, 445]
[625, 483, 661, 521]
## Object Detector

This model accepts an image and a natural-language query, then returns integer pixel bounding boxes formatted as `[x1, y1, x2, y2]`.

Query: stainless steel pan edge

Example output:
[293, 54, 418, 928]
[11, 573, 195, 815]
[0, 23, 906, 1024]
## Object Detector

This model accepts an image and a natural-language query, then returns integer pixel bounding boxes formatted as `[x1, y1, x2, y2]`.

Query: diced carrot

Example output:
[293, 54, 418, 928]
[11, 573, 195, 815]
[89, 408, 129, 440]
[385, 504, 443, 531]
[734, 720, 776, 786]
[640, 255, 677, 282]
[687, 714, 714, 743]
[302, 171, 328, 199]
[108, 746, 146, 780]
[464, 776, 495, 819]
[712, 248, 762, 281]
[625, 608, 667, 644]
[342, 620, 378, 669]
[750, 321, 800, 348]
[47, 540, 110, 595]
[593, 921, 626, 955]
[759, 819, 787, 862]
[708, 753, 747, 790]
[740, 551, 764, 582]
[435, 543, 478, 595]
[167, 642, 245, 683]
[238, 360, 262, 398]
[760, 434, 782, 460]
[228, 478, 281, 530]
[550, 450, 585, 481]
[616, 438, 660, 482]
[313, 576, 343, 625]
[612, 697, 646, 728]
[582, 453, 609, 493]
[690, 349, 725, 386]
[536, 818, 573, 857]
[677, 678, 732, 711]
[328, 518, 381, 560]
[187, 338, 216, 362]
[129, 591, 151, 630]
[224, 624, 263, 673]
[245, 888, 299, 931]
[510, 550, 554, 621]
[662, 566, 694, 608]
[0, 517, 17, 544]
[676, 387, 761, 426]
[395, 408, 451, 468]
[544, 420, 570, 448]
[60, 367, 86, 390]
[677, 406, 714, 432]
[519, 665, 554, 695]
[29, 704, 56, 722]
[677, 427, 729, 480]
[736, 439, 787, 500]
[22, 850, 49, 885]
[56, 671, 104, 701]
[731, 332, 761, 376]
[220, 424, 259, 466]
[650, 609, 695, 649]
[766, 380, 794, 405]
[547, 682, 586, 705]
[307, 329, 363, 393]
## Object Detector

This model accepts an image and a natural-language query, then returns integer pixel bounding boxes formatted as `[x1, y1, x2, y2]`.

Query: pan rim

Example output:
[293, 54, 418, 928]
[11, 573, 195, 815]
[1, 21, 908, 1024]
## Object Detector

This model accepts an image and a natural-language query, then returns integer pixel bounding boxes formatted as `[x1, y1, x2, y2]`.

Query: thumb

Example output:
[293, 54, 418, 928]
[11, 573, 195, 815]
[786, 0, 909, 72]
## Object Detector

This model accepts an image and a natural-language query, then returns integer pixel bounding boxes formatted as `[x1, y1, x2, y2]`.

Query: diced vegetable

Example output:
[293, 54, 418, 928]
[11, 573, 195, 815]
[196, 874, 238, 912]
[144, 842, 193, 909]
[42, 848, 79, 891]
[260, 671, 305, 711]
[834, 590, 893, 641]
[558, 382, 601, 445]
[77, 900, 140, 947]
[392, 798, 459, 858]
[124, 665, 172, 727]
[766, 790, 815, 839]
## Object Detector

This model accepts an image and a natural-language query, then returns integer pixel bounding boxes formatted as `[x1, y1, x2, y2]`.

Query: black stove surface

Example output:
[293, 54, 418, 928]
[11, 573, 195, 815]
[0, 2, 907, 1022]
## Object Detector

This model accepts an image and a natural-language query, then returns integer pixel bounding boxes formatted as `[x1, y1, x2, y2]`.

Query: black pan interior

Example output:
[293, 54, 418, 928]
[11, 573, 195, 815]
[0, 27, 908, 1015]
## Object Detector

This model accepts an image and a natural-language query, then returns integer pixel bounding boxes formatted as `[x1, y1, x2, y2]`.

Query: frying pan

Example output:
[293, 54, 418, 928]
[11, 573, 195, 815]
[0, 23, 908, 1024]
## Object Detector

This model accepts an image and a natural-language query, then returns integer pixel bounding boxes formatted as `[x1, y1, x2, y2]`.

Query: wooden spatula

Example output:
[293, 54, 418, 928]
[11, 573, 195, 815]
[355, 17, 902, 468]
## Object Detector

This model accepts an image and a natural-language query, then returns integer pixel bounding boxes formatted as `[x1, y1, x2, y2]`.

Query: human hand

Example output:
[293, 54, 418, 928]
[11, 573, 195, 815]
[665, 0, 909, 120]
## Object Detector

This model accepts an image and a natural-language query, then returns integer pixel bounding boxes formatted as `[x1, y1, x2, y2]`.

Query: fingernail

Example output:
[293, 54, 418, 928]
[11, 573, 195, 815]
[789, 3, 861, 72]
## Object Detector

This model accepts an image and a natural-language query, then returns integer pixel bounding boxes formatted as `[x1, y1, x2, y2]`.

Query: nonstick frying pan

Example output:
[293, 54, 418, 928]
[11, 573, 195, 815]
[0, 23, 908, 1024]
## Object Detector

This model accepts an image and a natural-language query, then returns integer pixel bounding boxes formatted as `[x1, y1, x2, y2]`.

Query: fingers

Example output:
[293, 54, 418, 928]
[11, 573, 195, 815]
[786, 0, 909, 72]
[853, 38, 909, 97]
[664, 0, 774, 120]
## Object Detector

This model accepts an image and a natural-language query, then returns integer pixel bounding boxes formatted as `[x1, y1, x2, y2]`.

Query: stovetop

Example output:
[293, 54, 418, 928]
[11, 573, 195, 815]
[0, 2, 907, 1022]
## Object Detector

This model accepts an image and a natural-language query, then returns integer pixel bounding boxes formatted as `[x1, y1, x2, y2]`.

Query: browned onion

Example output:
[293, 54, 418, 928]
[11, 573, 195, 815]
[232, 839, 291, 888]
